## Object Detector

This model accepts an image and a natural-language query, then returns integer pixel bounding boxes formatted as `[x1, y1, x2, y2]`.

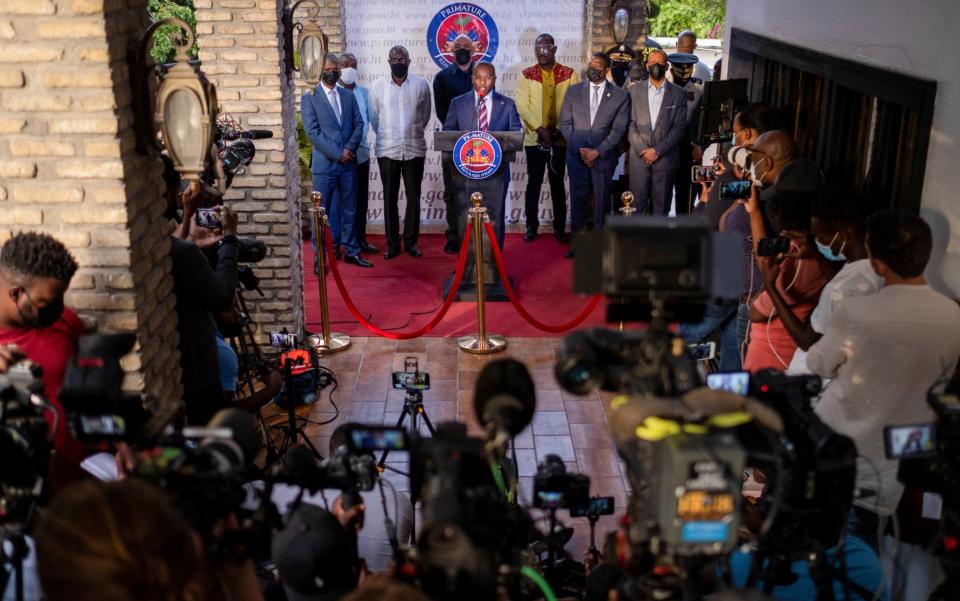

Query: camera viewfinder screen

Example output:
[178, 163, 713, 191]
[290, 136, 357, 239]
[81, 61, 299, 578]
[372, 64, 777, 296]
[707, 372, 750, 397]
[350, 428, 407, 452]
[884, 424, 935, 459]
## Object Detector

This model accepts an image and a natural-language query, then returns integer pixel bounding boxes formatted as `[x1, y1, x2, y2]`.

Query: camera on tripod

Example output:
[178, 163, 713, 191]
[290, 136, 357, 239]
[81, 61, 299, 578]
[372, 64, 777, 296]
[533, 454, 590, 510]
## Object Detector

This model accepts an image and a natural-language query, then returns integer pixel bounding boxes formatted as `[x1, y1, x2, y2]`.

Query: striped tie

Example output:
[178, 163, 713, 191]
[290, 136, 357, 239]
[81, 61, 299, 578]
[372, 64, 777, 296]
[477, 95, 488, 132]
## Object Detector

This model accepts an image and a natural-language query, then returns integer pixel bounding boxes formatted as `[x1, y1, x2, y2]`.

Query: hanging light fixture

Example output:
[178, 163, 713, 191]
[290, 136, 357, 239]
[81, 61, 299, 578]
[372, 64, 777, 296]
[612, 2, 631, 46]
[284, 0, 329, 86]
[150, 19, 218, 182]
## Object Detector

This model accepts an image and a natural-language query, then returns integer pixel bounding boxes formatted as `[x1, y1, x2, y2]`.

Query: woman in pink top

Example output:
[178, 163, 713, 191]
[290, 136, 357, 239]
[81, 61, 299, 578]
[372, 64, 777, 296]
[745, 247, 830, 372]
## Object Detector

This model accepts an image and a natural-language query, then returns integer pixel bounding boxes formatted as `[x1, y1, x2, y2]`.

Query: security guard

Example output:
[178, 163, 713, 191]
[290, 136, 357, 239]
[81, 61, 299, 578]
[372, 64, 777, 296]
[667, 52, 703, 215]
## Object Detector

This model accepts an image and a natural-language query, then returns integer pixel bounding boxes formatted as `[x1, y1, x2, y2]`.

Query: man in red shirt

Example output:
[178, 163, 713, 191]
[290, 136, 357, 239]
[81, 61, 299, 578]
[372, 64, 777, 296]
[0, 232, 86, 488]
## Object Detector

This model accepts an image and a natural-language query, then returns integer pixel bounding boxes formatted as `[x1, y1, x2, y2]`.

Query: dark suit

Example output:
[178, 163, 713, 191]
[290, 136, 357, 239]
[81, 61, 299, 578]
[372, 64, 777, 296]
[434, 63, 474, 244]
[627, 80, 687, 215]
[559, 81, 630, 231]
[443, 90, 522, 246]
[301, 83, 364, 263]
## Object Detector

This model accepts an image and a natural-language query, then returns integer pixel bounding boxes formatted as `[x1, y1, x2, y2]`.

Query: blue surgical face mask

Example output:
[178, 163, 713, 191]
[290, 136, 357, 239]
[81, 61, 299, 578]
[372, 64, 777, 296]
[816, 232, 847, 262]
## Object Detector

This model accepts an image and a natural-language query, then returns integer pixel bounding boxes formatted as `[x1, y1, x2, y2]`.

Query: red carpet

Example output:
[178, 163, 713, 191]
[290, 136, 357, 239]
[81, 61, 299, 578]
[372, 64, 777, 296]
[303, 233, 610, 337]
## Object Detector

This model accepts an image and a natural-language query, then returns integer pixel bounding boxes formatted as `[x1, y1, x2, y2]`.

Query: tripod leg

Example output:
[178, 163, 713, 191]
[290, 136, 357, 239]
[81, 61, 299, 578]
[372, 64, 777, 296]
[297, 428, 324, 460]
[418, 407, 437, 436]
[379, 405, 410, 468]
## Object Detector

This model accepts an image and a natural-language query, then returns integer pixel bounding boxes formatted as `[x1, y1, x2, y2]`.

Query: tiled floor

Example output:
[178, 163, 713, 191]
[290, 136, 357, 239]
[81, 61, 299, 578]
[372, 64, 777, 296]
[271, 336, 629, 559]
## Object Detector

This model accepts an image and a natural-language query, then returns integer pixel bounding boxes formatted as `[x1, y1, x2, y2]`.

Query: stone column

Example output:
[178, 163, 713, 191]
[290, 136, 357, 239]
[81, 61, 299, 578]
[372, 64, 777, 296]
[194, 0, 319, 343]
[0, 0, 182, 406]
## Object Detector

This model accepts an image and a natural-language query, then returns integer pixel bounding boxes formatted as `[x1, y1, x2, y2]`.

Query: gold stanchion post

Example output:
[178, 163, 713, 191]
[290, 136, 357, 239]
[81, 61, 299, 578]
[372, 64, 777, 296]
[305, 191, 351, 354]
[458, 192, 506, 354]
[617, 191, 636, 332]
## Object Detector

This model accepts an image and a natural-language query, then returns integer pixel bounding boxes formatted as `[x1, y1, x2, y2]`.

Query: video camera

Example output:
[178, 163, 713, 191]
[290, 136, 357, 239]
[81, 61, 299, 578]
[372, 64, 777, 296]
[0, 359, 50, 525]
[893, 386, 960, 601]
[207, 117, 273, 193]
[563, 216, 741, 397]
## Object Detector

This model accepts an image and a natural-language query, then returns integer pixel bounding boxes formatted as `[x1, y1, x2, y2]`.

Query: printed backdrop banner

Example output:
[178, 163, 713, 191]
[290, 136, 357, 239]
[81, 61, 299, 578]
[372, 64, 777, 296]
[341, 0, 587, 229]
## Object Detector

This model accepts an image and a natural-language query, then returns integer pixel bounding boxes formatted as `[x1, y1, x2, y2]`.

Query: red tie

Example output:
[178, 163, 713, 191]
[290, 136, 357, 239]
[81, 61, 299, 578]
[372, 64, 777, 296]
[478, 95, 488, 132]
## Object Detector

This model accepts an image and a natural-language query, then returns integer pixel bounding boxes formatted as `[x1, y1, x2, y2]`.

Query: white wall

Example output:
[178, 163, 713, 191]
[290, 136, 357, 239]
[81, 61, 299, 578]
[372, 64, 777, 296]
[724, 0, 960, 296]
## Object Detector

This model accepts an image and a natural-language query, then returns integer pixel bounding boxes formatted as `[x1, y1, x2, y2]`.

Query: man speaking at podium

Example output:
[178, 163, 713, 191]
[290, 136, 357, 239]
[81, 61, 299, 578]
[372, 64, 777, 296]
[442, 62, 522, 247]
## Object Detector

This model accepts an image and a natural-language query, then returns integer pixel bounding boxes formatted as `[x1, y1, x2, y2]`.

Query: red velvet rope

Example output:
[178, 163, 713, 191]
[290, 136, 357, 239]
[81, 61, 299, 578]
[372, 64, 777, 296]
[321, 225, 472, 339]
[484, 222, 603, 332]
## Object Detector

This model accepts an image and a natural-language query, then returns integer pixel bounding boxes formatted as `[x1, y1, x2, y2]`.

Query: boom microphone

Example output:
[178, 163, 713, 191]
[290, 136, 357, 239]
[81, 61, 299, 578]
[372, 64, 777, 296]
[220, 129, 274, 141]
[474, 359, 536, 440]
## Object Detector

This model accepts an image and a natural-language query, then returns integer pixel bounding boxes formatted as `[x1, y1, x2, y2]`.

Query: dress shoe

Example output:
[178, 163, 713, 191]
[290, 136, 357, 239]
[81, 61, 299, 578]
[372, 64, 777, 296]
[564, 249, 575, 259]
[344, 254, 373, 268]
[406, 244, 422, 258]
[443, 240, 458, 254]
[359, 241, 379, 253]
[383, 246, 402, 260]
[523, 229, 537, 242]
[554, 231, 571, 243]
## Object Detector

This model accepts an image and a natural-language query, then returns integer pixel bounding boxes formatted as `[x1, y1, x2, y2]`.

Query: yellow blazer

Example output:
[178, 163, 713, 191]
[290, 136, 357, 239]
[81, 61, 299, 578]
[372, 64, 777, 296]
[515, 63, 579, 147]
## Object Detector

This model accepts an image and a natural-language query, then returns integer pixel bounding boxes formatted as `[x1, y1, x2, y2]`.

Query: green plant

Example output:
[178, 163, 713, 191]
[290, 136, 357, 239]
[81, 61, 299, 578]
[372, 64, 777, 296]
[147, 0, 198, 64]
[296, 111, 313, 181]
[647, 0, 725, 40]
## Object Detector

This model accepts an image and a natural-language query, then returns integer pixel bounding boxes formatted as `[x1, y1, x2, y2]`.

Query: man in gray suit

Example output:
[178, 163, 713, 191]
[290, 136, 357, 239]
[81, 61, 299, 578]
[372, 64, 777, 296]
[627, 49, 688, 215]
[559, 52, 630, 257]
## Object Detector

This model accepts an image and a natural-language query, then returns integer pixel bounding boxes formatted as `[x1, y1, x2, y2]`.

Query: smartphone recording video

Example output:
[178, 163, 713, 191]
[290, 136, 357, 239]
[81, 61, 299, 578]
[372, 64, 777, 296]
[757, 236, 791, 257]
[270, 331, 297, 348]
[392, 371, 431, 390]
[691, 165, 717, 183]
[196, 207, 222, 229]
[719, 179, 751, 201]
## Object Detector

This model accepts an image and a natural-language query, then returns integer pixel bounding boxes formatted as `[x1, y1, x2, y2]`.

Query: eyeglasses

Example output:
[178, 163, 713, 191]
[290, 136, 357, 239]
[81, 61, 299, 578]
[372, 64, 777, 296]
[535, 45, 557, 54]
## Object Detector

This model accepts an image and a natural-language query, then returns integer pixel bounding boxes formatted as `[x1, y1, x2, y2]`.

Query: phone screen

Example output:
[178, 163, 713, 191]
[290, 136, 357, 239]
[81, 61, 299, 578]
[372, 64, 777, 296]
[719, 179, 751, 201]
[687, 342, 716, 361]
[707, 372, 751, 396]
[392, 371, 430, 390]
[884, 424, 936, 459]
[196, 208, 222, 229]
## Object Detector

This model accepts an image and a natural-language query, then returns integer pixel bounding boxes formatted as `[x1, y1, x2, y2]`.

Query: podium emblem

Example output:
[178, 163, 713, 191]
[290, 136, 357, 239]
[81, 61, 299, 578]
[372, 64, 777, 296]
[453, 131, 502, 180]
[427, 3, 499, 69]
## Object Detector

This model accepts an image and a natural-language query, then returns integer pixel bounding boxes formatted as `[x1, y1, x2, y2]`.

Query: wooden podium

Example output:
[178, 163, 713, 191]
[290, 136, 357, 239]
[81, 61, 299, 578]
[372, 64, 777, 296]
[434, 130, 523, 301]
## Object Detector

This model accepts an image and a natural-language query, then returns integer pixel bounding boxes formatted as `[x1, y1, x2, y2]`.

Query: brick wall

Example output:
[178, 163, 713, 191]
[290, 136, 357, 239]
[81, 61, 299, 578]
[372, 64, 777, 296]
[194, 0, 307, 343]
[0, 0, 182, 408]
[589, 0, 650, 57]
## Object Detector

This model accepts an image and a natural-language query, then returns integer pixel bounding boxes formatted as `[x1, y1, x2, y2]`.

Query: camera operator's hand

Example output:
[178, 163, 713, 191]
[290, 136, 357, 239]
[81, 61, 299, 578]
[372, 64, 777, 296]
[740, 183, 760, 214]
[188, 216, 224, 250]
[181, 182, 202, 216]
[697, 180, 713, 205]
[757, 254, 782, 288]
[114, 442, 136, 480]
[332, 495, 366, 532]
[220, 206, 239, 237]
[0, 344, 24, 373]
[583, 549, 603, 574]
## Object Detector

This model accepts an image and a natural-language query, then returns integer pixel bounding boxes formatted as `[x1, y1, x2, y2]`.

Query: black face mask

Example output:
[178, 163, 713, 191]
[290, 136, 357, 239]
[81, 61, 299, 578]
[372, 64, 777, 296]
[390, 62, 409, 79]
[18, 290, 64, 329]
[647, 63, 666, 81]
[321, 69, 340, 86]
[585, 67, 605, 84]
[454, 48, 472, 66]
